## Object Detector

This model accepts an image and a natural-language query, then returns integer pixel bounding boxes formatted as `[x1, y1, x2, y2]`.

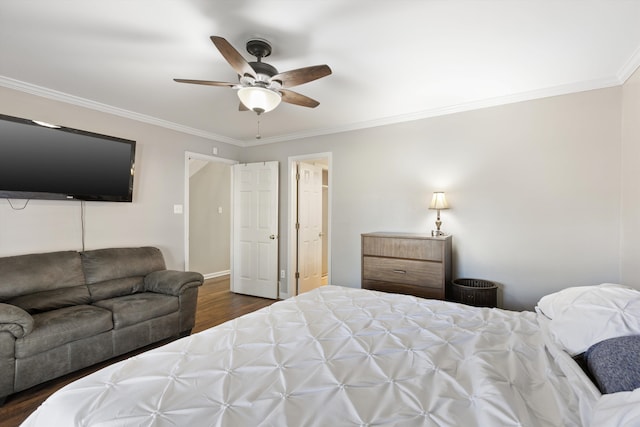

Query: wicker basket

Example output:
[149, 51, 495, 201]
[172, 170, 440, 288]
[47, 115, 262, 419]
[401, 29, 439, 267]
[449, 278, 497, 308]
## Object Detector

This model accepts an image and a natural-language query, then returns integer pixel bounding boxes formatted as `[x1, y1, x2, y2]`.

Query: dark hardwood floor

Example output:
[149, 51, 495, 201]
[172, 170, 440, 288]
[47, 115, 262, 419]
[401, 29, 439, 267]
[0, 276, 277, 427]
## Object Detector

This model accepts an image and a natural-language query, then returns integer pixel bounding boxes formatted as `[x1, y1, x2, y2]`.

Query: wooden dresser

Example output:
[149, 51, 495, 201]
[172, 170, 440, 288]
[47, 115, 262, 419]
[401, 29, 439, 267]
[361, 232, 452, 300]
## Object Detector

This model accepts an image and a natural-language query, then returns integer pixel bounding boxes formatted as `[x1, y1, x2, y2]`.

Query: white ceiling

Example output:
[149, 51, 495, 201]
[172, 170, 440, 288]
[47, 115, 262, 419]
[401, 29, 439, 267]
[1, 1, 639, 146]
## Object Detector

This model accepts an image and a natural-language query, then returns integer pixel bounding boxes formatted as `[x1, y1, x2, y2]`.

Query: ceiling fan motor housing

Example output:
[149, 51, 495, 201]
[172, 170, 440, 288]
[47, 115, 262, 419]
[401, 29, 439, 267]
[250, 61, 278, 79]
[246, 38, 278, 85]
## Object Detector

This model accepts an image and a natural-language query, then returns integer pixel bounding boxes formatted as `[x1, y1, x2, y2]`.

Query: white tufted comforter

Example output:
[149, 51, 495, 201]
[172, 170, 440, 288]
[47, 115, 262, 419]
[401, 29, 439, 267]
[22, 286, 598, 426]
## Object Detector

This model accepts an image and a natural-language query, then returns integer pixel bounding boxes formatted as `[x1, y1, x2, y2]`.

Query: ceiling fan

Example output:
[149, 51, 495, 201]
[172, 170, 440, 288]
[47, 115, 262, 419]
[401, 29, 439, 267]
[174, 36, 332, 115]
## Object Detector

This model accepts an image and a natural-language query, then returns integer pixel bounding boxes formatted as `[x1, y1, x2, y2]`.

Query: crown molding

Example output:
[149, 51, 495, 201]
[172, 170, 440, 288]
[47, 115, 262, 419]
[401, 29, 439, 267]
[0, 76, 244, 146]
[0, 73, 627, 148]
[617, 45, 640, 84]
[243, 76, 623, 146]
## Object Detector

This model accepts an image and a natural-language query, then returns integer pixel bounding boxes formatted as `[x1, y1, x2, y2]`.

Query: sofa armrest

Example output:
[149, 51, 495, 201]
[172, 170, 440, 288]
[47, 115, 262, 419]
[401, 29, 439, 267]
[0, 303, 34, 338]
[144, 270, 204, 296]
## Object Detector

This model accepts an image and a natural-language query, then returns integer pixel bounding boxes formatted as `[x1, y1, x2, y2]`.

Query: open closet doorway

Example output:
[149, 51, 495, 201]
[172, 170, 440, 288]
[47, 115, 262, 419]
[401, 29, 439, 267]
[287, 153, 331, 297]
[184, 152, 235, 280]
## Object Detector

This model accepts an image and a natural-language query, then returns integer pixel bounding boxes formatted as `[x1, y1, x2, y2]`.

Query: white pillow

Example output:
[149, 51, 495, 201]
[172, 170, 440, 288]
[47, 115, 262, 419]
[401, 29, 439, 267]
[536, 283, 633, 319]
[536, 283, 640, 356]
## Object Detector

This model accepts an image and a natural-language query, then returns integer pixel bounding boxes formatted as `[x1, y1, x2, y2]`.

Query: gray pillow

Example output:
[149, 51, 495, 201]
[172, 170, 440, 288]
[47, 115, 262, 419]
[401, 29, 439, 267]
[586, 335, 640, 394]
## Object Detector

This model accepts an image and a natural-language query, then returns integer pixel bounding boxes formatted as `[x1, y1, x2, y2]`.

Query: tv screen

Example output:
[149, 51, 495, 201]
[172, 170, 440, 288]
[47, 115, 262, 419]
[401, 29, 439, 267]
[0, 114, 136, 202]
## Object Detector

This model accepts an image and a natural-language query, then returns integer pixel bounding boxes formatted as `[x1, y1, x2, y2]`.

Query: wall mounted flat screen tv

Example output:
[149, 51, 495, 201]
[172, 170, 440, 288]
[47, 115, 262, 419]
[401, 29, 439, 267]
[0, 113, 136, 202]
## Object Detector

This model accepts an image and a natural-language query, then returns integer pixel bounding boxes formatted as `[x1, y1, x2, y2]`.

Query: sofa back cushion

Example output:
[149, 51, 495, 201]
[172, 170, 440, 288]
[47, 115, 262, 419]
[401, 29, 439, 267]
[0, 251, 90, 313]
[81, 247, 166, 302]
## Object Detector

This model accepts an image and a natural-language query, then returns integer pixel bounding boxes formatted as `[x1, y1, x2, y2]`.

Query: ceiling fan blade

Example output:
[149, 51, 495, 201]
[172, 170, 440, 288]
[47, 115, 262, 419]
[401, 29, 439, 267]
[280, 89, 320, 108]
[210, 36, 256, 78]
[173, 78, 236, 87]
[272, 65, 332, 88]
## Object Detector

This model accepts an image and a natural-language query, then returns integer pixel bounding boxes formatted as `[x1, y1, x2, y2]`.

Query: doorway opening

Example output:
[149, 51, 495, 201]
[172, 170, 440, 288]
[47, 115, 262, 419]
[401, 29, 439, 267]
[184, 152, 235, 279]
[287, 153, 331, 297]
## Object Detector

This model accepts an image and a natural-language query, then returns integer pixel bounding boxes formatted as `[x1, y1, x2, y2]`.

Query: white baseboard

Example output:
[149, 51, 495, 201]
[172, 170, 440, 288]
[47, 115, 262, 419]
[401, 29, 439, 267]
[203, 270, 230, 280]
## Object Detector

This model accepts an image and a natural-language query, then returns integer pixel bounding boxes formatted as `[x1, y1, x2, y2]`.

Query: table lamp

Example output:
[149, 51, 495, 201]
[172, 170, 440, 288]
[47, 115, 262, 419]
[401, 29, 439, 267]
[429, 192, 449, 236]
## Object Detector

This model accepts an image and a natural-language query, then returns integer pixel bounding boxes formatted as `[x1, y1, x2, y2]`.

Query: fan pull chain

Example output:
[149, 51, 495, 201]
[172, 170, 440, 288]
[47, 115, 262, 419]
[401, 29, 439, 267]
[256, 114, 261, 139]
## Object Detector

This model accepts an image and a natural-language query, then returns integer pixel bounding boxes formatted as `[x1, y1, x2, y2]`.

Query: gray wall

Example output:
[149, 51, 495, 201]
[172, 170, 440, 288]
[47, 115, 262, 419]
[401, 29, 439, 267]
[189, 161, 231, 276]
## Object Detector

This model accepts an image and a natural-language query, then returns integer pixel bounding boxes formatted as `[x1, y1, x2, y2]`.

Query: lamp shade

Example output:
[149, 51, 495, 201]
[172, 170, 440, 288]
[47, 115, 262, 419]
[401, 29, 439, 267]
[429, 192, 449, 210]
[237, 86, 282, 114]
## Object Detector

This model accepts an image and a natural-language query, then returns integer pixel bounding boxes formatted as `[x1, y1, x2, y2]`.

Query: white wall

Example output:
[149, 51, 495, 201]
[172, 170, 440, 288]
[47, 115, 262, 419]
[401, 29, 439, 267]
[243, 87, 623, 310]
[621, 67, 640, 285]
[0, 86, 241, 269]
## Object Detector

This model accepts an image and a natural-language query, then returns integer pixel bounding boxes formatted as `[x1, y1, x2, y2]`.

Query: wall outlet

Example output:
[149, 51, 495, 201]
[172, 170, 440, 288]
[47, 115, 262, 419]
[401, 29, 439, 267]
[280, 270, 285, 279]
[212, 147, 218, 155]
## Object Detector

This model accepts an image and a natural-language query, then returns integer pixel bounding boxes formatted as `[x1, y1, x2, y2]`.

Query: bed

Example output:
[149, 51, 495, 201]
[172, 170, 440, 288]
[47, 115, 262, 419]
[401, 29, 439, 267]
[21, 284, 640, 426]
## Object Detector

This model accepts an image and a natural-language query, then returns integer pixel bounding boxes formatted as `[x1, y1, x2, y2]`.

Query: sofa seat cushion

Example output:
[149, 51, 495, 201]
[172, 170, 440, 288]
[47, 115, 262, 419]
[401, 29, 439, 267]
[94, 293, 179, 329]
[15, 305, 113, 358]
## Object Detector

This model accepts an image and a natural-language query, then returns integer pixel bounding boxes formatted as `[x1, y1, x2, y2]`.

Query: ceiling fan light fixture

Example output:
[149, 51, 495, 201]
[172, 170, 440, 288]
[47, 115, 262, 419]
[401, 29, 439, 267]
[237, 86, 281, 114]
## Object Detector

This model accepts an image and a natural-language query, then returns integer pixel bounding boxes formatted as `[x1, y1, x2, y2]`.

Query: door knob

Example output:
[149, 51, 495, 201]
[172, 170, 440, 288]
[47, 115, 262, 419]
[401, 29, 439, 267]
[269, 234, 278, 240]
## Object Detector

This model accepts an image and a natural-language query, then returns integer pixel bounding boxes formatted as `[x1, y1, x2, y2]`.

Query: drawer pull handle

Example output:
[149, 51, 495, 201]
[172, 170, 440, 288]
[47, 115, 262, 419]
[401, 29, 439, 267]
[392, 269, 407, 274]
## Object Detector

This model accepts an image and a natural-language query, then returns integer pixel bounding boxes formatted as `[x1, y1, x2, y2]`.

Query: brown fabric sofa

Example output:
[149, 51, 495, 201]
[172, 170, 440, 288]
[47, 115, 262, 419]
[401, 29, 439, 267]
[0, 246, 204, 404]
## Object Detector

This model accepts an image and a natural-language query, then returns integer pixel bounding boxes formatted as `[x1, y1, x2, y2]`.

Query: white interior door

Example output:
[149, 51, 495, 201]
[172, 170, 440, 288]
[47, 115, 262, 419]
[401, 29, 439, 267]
[297, 162, 323, 294]
[232, 161, 279, 299]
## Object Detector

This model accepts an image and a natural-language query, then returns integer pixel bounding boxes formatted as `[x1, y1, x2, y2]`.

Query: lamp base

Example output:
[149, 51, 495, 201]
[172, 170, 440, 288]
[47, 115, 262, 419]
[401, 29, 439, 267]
[431, 230, 446, 237]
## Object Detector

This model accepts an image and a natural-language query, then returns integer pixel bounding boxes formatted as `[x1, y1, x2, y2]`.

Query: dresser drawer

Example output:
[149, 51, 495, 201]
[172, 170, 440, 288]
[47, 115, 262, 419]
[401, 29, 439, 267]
[362, 280, 444, 300]
[362, 236, 443, 261]
[362, 256, 443, 289]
